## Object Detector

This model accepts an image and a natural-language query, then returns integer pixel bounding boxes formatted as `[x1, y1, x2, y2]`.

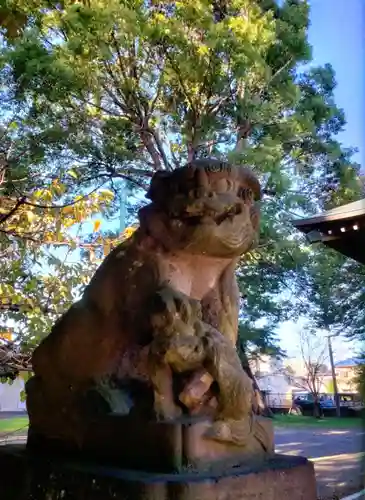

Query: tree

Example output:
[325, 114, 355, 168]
[0, 76, 122, 346]
[0, 339, 32, 379]
[289, 242, 365, 350]
[284, 330, 328, 417]
[0, 0, 362, 353]
[354, 356, 365, 402]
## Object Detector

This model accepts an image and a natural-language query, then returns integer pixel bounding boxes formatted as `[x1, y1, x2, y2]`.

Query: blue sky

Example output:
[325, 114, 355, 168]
[278, 0, 364, 360]
[308, 0, 364, 167]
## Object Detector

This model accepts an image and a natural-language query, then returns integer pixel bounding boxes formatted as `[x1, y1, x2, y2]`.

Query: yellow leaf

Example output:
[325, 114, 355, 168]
[67, 169, 78, 179]
[103, 243, 111, 256]
[33, 190, 44, 199]
[43, 190, 53, 203]
[122, 226, 136, 239]
[99, 189, 114, 198]
[197, 45, 209, 56]
[0, 331, 12, 341]
[44, 233, 54, 243]
[93, 220, 101, 232]
[26, 211, 36, 222]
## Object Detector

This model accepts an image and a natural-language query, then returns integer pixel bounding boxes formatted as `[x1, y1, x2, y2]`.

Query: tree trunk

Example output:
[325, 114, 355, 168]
[313, 395, 323, 419]
[252, 377, 274, 417]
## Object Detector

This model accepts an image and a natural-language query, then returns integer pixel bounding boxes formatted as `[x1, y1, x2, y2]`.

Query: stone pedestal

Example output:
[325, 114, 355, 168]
[27, 415, 275, 472]
[0, 444, 317, 500]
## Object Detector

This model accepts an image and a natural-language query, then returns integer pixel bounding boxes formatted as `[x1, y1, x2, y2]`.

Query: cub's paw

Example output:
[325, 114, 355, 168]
[154, 396, 182, 421]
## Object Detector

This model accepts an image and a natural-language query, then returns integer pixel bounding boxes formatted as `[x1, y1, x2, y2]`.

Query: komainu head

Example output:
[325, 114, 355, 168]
[139, 159, 261, 258]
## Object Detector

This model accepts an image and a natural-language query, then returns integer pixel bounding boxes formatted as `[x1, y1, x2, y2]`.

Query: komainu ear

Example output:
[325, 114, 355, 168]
[146, 171, 172, 203]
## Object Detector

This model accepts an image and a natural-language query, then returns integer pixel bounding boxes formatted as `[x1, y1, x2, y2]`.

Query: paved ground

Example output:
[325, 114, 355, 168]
[275, 427, 365, 499]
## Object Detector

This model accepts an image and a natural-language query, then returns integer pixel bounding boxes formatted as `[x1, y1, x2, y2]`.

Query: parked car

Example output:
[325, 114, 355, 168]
[338, 393, 364, 408]
[292, 391, 365, 416]
[319, 396, 336, 408]
[292, 393, 335, 414]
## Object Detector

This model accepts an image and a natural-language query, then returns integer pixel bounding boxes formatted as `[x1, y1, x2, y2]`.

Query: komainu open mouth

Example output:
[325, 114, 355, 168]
[179, 203, 244, 227]
[214, 204, 242, 225]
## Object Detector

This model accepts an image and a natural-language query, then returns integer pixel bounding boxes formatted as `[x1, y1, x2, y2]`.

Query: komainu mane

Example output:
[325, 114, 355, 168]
[26, 159, 273, 460]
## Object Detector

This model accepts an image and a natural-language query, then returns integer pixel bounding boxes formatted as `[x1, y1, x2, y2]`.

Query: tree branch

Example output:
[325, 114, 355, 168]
[139, 128, 163, 169]
[163, 48, 199, 162]
[8, 181, 109, 211]
[145, 126, 172, 170]
[0, 302, 52, 314]
[0, 197, 26, 226]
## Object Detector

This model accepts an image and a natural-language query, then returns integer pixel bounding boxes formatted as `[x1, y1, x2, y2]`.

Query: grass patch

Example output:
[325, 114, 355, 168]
[0, 417, 29, 435]
[0, 414, 362, 435]
[273, 414, 364, 428]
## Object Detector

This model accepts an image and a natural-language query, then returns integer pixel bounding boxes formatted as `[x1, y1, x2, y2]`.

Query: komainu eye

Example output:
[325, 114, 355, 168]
[238, 188, 253, 201]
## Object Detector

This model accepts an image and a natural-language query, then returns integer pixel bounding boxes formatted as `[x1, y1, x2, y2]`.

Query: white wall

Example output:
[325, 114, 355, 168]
[256, 373, 295, 408]
[257, 373, 293, 394]
[0, 377, 26, 412]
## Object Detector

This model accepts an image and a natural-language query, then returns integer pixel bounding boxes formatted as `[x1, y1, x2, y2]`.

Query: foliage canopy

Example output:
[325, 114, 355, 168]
[0, 0, 363, 360]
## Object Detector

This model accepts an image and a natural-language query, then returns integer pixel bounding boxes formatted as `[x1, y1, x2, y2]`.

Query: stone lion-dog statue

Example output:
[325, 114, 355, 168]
[26, 159, 273, 458]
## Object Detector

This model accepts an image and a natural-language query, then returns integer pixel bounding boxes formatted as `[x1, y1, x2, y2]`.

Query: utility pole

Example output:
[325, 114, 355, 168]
[327, 334, 341, 417]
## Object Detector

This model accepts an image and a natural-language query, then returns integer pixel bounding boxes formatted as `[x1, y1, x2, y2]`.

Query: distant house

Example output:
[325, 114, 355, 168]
[334, 358, 362, 393]
[0, 376, 26, 412]
[252, 355, 347, 409]
[0, 339, 31, 413]
[251, 356, 297, 409]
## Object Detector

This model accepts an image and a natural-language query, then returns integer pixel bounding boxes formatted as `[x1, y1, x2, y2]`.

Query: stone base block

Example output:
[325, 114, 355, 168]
[27, 414, 274, 472]
[0, 444, 317, 500]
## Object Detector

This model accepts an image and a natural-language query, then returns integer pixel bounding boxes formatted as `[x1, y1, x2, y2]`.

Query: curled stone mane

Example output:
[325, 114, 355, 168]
[146, 159, 262, 209]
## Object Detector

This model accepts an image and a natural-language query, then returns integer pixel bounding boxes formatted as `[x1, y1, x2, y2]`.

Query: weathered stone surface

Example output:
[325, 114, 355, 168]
[0, 445, 317, 500]
[27, 159, 273, 461]
[181, 415, 274, 470]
